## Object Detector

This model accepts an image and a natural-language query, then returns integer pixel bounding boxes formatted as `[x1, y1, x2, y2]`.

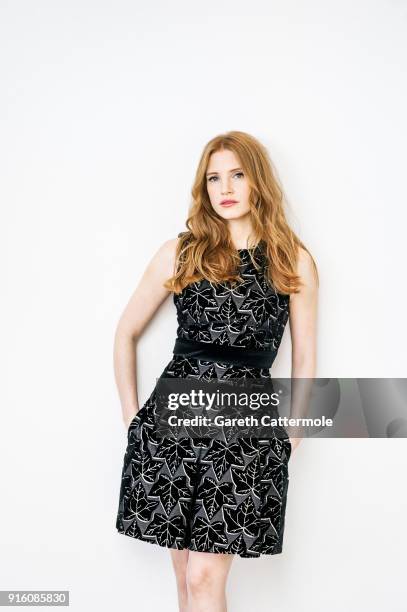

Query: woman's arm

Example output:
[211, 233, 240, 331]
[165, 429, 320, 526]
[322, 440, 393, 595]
[287, 247, 319, 449]
[289, 247, 318, 376]
[113, 238, 178, 430]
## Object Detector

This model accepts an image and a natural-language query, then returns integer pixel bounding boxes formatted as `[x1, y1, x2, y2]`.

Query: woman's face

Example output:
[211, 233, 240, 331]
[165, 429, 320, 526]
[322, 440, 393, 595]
[206, 149, 251, 220]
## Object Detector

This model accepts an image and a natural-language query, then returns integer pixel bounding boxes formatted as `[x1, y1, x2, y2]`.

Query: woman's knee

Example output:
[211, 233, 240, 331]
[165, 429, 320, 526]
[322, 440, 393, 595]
[186, 558, 228, 597]
[187, 565, 216, 596]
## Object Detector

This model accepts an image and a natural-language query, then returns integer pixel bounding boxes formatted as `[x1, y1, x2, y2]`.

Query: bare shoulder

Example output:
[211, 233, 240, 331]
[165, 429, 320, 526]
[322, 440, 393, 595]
[296, 246, 318, 288]
[160, 237, 180, 257]
[149, 237, 181, 278]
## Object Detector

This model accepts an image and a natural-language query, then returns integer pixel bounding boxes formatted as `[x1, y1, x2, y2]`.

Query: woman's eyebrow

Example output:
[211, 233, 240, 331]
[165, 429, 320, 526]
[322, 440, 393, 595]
[206, 167, 243, 177]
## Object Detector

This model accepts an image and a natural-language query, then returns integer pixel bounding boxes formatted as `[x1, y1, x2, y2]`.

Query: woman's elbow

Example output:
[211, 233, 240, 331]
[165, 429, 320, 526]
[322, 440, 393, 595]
[114, 320, 140, 344]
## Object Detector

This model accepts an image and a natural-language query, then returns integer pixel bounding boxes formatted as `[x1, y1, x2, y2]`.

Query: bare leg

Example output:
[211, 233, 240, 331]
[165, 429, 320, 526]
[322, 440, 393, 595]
[170, 549, 190, 612]
[186, 551, 235, 612]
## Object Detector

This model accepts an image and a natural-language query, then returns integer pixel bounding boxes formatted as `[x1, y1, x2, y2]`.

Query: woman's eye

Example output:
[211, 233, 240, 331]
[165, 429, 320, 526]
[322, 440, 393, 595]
[208, 172, 244, 182]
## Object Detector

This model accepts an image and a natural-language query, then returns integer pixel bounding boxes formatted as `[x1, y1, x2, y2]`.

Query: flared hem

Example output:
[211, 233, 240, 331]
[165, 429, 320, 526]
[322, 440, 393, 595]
[116, 526, 284, 559]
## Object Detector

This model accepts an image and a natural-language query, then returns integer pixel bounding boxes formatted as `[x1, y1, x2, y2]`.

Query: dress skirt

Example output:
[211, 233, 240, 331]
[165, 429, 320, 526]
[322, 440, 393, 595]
[115, 355, 292, 559]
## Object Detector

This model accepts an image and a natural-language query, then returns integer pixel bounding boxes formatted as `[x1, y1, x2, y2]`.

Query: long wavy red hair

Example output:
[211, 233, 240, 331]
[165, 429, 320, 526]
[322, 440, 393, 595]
[164, 130, 318, 295]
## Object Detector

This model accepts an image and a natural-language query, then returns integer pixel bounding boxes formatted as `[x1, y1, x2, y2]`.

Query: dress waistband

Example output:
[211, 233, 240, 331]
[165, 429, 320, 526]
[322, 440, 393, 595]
[172, 337, 276, 368]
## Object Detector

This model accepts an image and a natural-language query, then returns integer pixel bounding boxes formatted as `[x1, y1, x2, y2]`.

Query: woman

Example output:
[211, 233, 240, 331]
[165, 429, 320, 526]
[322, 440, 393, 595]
[114, 130, 318, 612]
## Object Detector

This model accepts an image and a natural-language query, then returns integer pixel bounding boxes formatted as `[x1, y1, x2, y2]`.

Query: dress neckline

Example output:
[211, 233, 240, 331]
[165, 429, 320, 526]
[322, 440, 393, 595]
[235, 244, 262, 253]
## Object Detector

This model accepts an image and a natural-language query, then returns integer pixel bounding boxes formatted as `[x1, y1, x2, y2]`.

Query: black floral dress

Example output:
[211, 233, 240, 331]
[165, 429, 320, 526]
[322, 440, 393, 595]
[115, 247, 292, 558]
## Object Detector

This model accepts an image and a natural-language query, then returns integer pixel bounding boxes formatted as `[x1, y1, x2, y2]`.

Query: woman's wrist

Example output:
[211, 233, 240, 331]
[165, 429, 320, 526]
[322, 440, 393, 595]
[123, 406, 139, 430]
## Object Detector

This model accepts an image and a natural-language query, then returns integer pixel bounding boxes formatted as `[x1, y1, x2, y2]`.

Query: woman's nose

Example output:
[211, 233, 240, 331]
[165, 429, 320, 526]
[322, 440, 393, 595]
[221, 180, 232, 194]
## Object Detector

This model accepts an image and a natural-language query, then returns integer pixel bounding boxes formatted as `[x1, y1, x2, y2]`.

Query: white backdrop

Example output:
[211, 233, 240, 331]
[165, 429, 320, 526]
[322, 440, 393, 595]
[2, 1, 406, 610]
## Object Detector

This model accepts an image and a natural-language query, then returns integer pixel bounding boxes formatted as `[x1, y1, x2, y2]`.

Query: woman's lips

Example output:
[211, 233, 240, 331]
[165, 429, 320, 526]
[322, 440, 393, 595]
[220, 200, 238, 207]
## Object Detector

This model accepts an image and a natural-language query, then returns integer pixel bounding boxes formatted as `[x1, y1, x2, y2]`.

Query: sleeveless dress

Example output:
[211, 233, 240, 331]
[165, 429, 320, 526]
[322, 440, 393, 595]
[115, 246, 292, 558]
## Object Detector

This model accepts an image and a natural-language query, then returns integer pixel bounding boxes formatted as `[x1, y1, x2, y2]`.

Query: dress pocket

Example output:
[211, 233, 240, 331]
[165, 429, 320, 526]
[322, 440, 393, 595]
[126, 413, 138, 435]
[279, 425, 292, 462]
[127, 402, 151, 436]
[284, 436, 292, 462]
